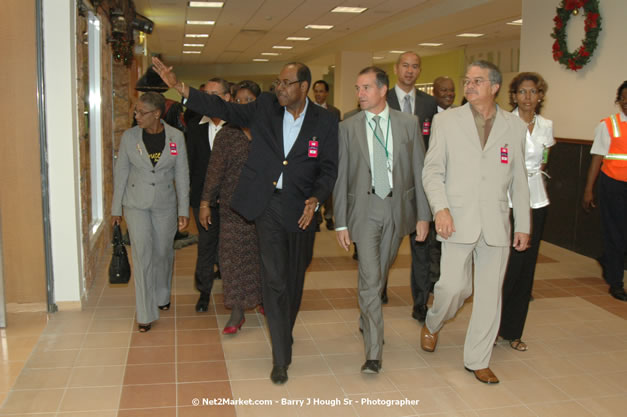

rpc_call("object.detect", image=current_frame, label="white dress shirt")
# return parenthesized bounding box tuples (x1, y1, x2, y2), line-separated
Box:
(394, 85, 415, 114)
(199, 116, 225, 150)
(364, 104, 394, 188)
(276, 98, 310, 189)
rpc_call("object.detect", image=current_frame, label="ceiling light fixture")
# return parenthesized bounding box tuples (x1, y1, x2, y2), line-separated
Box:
(253, 58, 269, 62)
(373, 56, 384, 59)
(185, 34, 209, 38)
(419, 43, 443, 47)
(456, 33, 484, 37)
(389, 50, 406, 54)
(331, 7, 367, 14)
(305, 25, 333, 30)
(183, 43, 204, 47)
(507, 19, 523, 26)
(261, 52, 280, 56)
(182, 51, 201, 54)
(272, 45, 293, 49)
(186, 20, 215, 25)
(188, 1, 223, 7)
(286, 37, 311, 41)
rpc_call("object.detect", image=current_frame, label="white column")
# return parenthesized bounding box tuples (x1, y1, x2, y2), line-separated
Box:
(334, 51, 372, 115)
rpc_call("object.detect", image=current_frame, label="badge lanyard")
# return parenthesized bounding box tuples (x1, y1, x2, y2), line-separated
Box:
(368, 116, 392, 172)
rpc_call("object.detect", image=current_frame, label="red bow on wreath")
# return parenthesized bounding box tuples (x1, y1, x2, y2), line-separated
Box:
(564, 0, 586, 10)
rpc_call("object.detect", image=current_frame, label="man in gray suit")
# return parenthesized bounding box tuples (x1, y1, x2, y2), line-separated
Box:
(421, 61, 530, 384)
(334, 67, 431, 374)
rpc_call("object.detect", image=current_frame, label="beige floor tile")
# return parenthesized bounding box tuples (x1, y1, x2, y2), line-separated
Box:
(0, 388, 65, 414)
(382, 349, 429, 370)
(315, 336, 364, 355)
(298, 310, 345, 324)
(177, 361, 229, 382)
(59, 386, 122, 412)
(57, 412, 118, 417)
(349, 391, 419, 417)
(520, 356, 583, 378)
(12, 367, 72, 390)
(220, 327, 269, 345)
(26, 348, 79, 368)
(504, 378, 569, 404)
(402, 386, 471, 414)
(93, 306, 137, 319)
(286, 375, 344, 399)
(305, 322, 353, 340)
(578, 395, 627, 417)
(68, 365, 126, 387)
(226, 358, 273, 380)
(385, 368, 449, 391)
(88, 317, 134, 333)
(119, 384, 176, 409)
(567, 351, 627, 374)
(335, 373, 397, 394)
(528, 400, 596, 417)
(547, 373, 625, 398)
(451, 383, 522, 409)
(222, 341, 272, 360)
(123, 363, 176, 385)
(292, 339, 321, 357)
(325, 353, 368, 375)
(486, 361, 541, 382)
(37, 333, 86, 350)
(237, 404, 301, 417)
(83, 332, 131, 348)
(297, 403, 360, 417)
(418, 346, 464, 368)
(473, 406, 536, 417)
(74, 347, 128, 366)
(230, 378, 289, 400)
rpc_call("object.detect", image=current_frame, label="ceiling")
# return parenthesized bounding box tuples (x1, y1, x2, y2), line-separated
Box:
(134, 0, 522, 68)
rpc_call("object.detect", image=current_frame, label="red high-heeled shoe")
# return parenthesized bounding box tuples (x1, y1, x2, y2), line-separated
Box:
(222, 317, 245, 334)
(258, 305, 265, 316)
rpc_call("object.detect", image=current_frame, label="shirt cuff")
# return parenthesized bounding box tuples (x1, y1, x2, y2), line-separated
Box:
(335, 226, 348, 231)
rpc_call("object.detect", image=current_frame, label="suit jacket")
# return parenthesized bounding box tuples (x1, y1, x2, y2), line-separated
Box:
(422, 103, 530, 246)
(185, 114, 212, 208)
(326, 104, 342, 121)
(387, 87, 438, 149)
(112, 122, 190, 217)
(185, 88, 338, 232)
(333, 108, 431, 243)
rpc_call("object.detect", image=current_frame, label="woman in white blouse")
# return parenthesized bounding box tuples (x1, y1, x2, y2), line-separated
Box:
(499, 72, 555, 351)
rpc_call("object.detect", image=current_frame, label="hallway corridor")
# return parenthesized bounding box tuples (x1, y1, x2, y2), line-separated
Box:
(0, 229, 626, 417)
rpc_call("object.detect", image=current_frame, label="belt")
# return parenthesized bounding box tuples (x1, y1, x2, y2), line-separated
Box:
(371, 188, 393, 198)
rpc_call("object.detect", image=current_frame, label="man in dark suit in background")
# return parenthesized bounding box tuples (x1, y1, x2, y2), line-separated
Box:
(386, 51, 438, 321)
(312, 79, 341, 230)
(152, 57, 338, 385)
(186, 79, 231, 313)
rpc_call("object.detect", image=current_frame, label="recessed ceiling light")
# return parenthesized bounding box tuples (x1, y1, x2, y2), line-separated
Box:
(261, 52, 280, 56)
(253, 58, 269, 62)
(186, 20, 215, 25)
(456, 33, 484, 38)
(389, 50, 406, 54)
(272, 45, 293, 49)
(507, 19, 523, 26)
(305, 25, 333, 30)
(182, 51, 201, 54)
(286, 37, 311, 41)
(419, 43, 443, 47)
(331, 7, 367, 14)
(183, 43, 204, 47)
(373, 56, 384, 60)
(185, 34, 209, 38)
(188, 1, 223, 7)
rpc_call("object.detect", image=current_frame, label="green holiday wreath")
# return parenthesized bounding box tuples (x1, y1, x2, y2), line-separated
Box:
(550, 0, 602, 72)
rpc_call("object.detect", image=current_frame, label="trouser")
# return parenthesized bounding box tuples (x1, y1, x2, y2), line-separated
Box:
(500, 206, 547, 340)
(356, 193, 402, 361)
(192, 206, 220, 295)
(124, 205, 178, 324)
(409, 221, 441, 309)
(255, 192, 316, 367)
(323, 193, 334, 221)
(426, 235, 509, 369)
(598, 171, 627, 288)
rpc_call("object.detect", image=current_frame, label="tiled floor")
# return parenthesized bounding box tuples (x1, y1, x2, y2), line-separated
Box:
(1, 228, 626, 417)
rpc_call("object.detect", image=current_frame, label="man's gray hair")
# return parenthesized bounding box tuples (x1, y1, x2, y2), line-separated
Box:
(467, 60, 502, 86)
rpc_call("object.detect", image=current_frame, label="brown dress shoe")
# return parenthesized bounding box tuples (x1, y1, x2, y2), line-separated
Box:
(465, 367, 499, 384)
(420, 324, 438, 352)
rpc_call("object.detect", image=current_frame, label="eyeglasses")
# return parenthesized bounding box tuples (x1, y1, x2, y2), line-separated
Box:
(462, 78, 490, 87)
(134, 109, 157, 117)
(272, 79, 301, 89)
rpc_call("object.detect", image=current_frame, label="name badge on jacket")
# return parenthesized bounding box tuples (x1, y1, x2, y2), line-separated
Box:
(308, 138, 319, 158)
(170, 142, 178, 156)
(422, 120, 431, 136)
(500, 147, 509, 164)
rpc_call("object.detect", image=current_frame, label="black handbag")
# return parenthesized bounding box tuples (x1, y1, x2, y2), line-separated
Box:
(109, 224, 131, 284)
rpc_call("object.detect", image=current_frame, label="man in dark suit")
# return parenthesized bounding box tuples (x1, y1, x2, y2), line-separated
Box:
(312, 79, 341, 230)
(152, 57, 338, 385)
(386, 51, 438, 322)
(334, 66, 430, 374)
(186, 79, 231, 313)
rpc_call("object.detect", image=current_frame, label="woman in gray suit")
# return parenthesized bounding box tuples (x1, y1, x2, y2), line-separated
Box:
(112, 92, 190, 332)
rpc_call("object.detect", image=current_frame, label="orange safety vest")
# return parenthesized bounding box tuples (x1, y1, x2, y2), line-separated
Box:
(601, 113, 627, 182)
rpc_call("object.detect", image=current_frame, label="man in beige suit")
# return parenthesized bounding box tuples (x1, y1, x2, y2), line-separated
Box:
(334, 67, 431, 373)
(421, 61, 530, 384)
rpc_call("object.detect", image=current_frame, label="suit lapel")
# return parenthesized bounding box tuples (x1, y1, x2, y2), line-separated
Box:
(271, 105, 285, 157)
(458, 104, 483, 151)
(483, 107, 508, 151)
(354, 112, 371, 170)
(387, 89, 401, 111)
(132, 129, 154, 168)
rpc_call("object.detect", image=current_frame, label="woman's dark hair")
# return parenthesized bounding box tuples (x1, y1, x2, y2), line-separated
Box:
(508, 72, 548, 114)
(138, 91, 166, 118)
(616, 81, 627, 104)
(235, 80, 261, 98)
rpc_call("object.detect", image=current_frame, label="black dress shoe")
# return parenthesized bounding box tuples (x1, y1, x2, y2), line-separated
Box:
(353, 243, 359, 261)
(326, 219, 335, 230)
(412, 305, 428, 322)
(195, 292, 210, 312)
(361, 360, 381, 374)
(270, 365, 288, 384)
(609, 286, 627, 301)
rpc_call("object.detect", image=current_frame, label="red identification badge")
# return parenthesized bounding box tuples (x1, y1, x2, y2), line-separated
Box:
(170, 142, 178, 155)
(308, 139, 319, 158)
(500, 147, 509, 164)
(422, 120, 431, 136)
